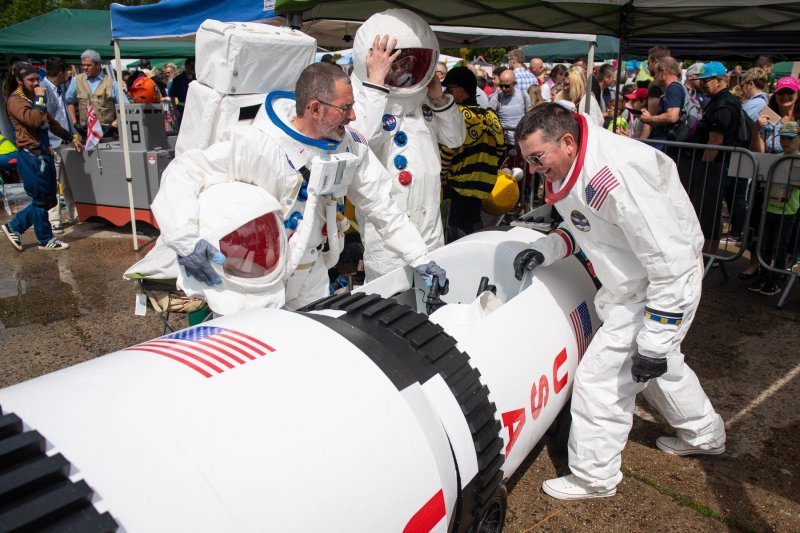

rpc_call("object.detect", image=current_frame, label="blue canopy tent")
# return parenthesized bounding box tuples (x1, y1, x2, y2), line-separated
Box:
(109, 0, 278, 249)
(110, 0, 276, 39)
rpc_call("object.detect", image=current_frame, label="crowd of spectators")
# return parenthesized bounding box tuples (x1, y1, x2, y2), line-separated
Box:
(428, 47, 800, 298)
(4, 45, 799, 300)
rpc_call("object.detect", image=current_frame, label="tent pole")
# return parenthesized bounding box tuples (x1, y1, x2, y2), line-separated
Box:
(612, 41, 624, 134)
(585, 41, 596, 114)
(114, 39, 139, 252)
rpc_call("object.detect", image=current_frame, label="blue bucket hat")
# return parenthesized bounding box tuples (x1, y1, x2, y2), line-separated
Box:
(697, 61, 727, 80)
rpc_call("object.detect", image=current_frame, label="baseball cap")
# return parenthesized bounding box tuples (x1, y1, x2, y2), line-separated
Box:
(779, 121, 799, 138)
(775, 76, 800, 93)
(685, 62, 705, 78)
(442, 66, 477, 97)
(697, 61, 727, 79)
(624, 88, 649, 100)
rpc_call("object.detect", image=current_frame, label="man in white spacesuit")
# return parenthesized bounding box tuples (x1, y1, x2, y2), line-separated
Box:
(350, 9, 466, 281)
(512, 103, 726, 500)
(151, 63, 446, 313)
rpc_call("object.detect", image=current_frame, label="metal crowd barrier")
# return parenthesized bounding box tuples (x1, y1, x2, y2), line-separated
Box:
(640, 140, 760, 278)
(754, 155, 800, 308)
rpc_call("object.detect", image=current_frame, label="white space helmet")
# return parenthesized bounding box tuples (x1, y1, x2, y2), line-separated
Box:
(353, 9, 439, 96)
(180, 181, 287, 314)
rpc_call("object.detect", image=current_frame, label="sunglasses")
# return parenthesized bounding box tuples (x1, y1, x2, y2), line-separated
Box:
(776, 90, 797, 97)
(498, 83, 514, 89)
(522, 137, 561, 167)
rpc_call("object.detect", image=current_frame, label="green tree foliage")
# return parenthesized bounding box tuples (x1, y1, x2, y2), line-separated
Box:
(441, 46, 514, 68)
(0, 0, 157, 29)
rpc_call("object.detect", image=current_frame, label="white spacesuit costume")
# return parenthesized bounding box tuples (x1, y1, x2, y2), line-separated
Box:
(151, 91, 432, 312)
(350, 9, 466, 281)
(523, 113, 726, 493)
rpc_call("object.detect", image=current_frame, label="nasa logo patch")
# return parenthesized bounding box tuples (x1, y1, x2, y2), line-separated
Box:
(421, 105, 433, 122)
(382, 114, 397, 132)
(571, 210, 591, 232)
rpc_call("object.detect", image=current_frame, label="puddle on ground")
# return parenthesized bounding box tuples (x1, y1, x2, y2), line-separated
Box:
(0, 266, 25, 298)
(0, 262, 82, 328)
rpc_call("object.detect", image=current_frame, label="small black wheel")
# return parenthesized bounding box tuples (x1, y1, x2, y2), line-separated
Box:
(477, 483, 507, 533)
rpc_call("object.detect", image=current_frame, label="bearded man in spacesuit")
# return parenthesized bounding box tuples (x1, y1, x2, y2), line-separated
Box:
(150, 63, 445, 314)
(350, 9, 466, 281)
(512, 103, 726, 500)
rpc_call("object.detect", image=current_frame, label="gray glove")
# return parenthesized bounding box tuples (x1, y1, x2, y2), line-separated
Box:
(415, 261, 447, 288)
(514, 248, 545, 280)
(178, 239, 226, 286)
(631, 352, 668, 383)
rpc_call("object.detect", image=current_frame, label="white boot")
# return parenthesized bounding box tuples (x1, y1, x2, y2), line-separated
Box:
(542, 475, 616, 500)
(656, 437, 725, 456)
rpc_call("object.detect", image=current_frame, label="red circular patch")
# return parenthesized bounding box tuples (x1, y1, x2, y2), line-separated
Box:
(398, 171, 413, 186)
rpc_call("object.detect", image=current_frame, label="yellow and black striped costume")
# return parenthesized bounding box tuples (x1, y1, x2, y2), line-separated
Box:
(440, 104, 505, 200)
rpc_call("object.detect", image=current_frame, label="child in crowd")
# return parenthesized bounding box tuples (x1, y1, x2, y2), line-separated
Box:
(621, 87, 648, 139)
(749, 121, 800, 296)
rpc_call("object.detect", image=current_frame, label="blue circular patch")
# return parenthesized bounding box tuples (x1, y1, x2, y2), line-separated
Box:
(394, 130, 408, 147)
(382, 114, 397, 132)
(393, 154, 408, 170)
(570, 210, 591, 232)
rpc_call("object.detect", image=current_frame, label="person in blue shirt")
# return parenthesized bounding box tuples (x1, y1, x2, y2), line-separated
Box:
(640, 57, 684, 142)
(167, 57, 197, 129)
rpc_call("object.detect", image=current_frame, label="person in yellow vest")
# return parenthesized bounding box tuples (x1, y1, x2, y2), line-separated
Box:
(65, 49, 125, 140)
(0, 133, 18, 171)
(440, 67, 505, 242)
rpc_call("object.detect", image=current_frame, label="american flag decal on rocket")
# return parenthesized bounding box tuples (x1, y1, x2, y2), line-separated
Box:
(570, 301, 593, 358)
(127, 326, 275, 378)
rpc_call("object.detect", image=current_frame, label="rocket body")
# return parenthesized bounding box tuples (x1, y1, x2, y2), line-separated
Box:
(0, 227, 599, 532)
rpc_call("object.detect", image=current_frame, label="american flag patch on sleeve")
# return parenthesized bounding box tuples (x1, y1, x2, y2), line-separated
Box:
(126, 326, 275, 378)
(584, 166, 620, 210)
(347, 127, 368, 145)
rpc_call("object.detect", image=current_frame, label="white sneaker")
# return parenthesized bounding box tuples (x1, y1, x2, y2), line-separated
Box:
(38, 238, 69, 250)
(656, 436, 725, 456)
(542, 475, 616, 500)
(51, 222, 64, 234)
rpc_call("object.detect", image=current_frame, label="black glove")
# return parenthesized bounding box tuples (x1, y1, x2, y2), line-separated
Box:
(178, 239, 226, 286)
(414, 261, 447, 288)
(513, 249, 545, 280)
(631, 352, 668, 383)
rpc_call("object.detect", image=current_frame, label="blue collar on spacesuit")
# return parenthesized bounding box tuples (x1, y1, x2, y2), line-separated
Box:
(265, 91, 342, 151)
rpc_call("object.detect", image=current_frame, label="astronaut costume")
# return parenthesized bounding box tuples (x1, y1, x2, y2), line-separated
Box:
(350, 9, 466, 281)
(518, 113, 726, 495)
(151, 91, 432, 313)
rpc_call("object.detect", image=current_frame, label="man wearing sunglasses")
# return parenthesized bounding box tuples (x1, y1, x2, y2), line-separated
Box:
(349, 9, 466, 281)
(151, 62, 445, 313)
(512, 103, 726, 500)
